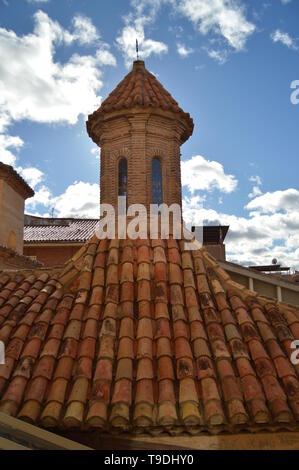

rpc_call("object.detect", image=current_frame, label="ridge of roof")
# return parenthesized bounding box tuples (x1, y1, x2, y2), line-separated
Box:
(87, 60, 194, 144)
(0, 235, 299, 437)
(0, 163, 34, 200)
(0, 245, 43, 270)
(24, 215, 98, 224)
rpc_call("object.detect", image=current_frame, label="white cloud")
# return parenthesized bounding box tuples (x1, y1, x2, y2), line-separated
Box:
(52, 181, 99, 218)
(18, 167, 44, 189)
(0, 134, 24, 166)
(116, 0, 168, 67)
(0, 9, 117, 141)
(181, 157, 298, 269)
(0, 11, 116, 128)
(96, 49, 117, 66)
(181, 154, 238, 194)
(0, 11, 116, 184)
(249, 175, 262, 186)
(246, 188, 299, 214)
(91, 148, 101, 161)
(0, 11, 116, 207)
(118, 0, 255, 66)
(169, 25, 184, 38)
(248, 185, 262, 199)
(72, 14, 100, 45)
(183, 193, 299, 270)
(248, 174, 262, 199)
(27, 185, 52, 208)
(206, 48, 228, 64)
(177, 43, 194, 57)
(177, 0, 255, 51)
(26, 181, 99, 218)
(117, 25, 168, 68)
(281, 0, 292, 4)
(271, 29, 297, 49)
(27, 0, 49, 3)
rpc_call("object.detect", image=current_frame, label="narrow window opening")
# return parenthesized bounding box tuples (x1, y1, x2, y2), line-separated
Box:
(152, 158, 163, 205)
(118, 158, 128, 199)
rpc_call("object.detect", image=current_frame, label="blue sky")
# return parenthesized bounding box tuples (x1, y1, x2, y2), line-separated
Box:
(0, 0, 298, 269)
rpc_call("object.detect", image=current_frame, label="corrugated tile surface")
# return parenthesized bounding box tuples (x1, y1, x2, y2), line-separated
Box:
(24, 220, 98, 243)
(87, 60, 194, 144)
(0, 235, 299, 436)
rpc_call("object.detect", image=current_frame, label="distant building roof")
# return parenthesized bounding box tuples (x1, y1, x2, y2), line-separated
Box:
(23, 215, 98, 244)
(0, 163, 34, 199)
(249, 264, 290, 273)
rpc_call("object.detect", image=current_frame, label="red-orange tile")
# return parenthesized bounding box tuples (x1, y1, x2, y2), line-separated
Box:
(33, 356, 55, 380)
(94, 359, 113, 381)
(167, 248, 181, 265)
(21, 338, 41, 359)
(158, 379, 175, 403)
(54, 357, 74, 380)
(137, 358, 154, 380)
(154, 319, 171, 339)
(196, 356, 216, 380)
(135, 379, 154, 404)
(111, 378, 132, 405)
(175, 337, 193, 359)
(156, 337, 172, 358)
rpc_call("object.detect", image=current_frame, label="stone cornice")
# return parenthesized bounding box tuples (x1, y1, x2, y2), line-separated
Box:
(0, 163, 34, 200)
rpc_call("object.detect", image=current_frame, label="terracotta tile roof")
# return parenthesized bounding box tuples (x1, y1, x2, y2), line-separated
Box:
(0, 246, 42, 270)
(0, 235, 299, 436)
(0, 163, 34, 200)
(87, 60, 194, 144)
(24, 219, 98, 244)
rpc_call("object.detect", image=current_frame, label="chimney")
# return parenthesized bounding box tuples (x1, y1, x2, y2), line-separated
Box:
(192, 225, 229, 261)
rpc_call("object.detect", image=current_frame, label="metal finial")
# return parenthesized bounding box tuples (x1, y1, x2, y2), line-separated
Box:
(136, 39, 139, 60)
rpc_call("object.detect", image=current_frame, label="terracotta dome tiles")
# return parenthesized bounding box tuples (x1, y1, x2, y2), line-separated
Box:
(87, 60, 194, 144)
(0, 235, 299, 435)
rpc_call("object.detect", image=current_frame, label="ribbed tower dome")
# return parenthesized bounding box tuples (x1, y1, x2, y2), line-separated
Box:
(87, 60, 194, 145)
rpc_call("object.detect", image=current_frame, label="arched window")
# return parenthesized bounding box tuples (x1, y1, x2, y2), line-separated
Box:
(118, 158, 128, 198)
(8, 230, 17, 251)
(152, 158, 163, 205)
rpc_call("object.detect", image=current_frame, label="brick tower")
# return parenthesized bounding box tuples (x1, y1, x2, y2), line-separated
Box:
(86, 60, 194, 214)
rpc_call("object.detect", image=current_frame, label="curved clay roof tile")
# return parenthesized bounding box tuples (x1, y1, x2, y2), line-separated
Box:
(87, 60, 194, 143)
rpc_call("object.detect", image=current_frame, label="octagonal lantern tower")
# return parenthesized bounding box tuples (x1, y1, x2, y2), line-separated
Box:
(86, 60, 194, 214)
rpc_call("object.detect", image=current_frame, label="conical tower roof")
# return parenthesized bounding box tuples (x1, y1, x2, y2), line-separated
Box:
(87, 60, 194, 144)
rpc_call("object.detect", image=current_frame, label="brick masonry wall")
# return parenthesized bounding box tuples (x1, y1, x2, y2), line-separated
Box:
(23, 245, 82, 267)
(204, 244, 226, 262)
(98, 108, 185, 214)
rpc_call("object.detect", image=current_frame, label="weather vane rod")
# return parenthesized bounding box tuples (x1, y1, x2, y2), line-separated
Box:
(136, 39, 139, 60)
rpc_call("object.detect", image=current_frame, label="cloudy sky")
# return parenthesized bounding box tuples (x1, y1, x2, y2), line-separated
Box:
(0, 0, 298, 269)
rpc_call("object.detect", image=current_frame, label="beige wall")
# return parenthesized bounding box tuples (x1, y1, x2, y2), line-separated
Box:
(0, 179, 25, 254)
(222, 263, 299, 307)
(282, 288, 299, 306)
(253, 278, 277, 299)
(229, 271, 250, 289)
